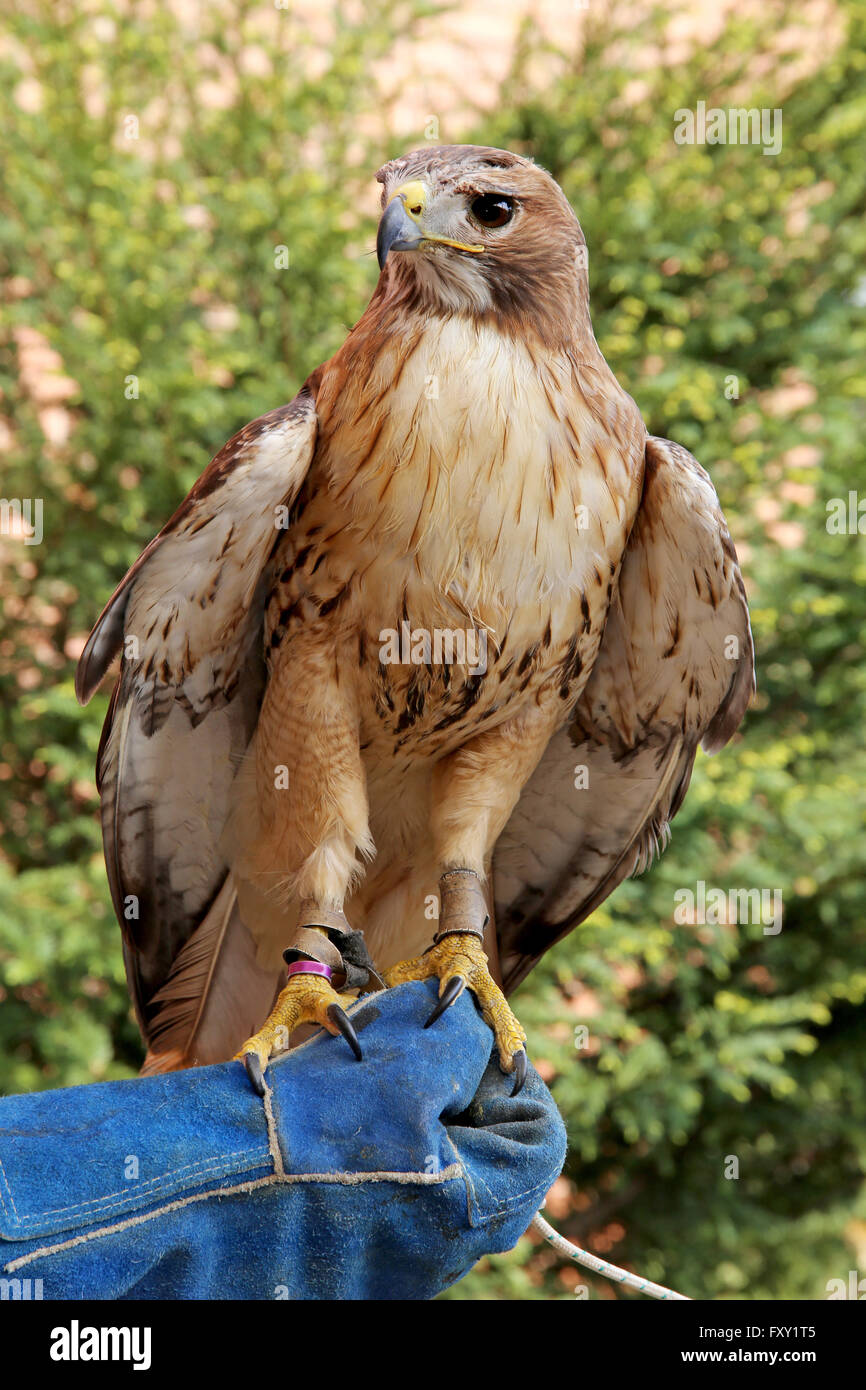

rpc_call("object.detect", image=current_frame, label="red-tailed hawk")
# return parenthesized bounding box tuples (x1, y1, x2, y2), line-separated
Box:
(76, 145, 753, 1096)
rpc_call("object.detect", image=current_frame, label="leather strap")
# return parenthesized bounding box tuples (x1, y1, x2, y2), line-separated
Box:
(287, 927, 345, 972)
(434, 868, 489, 942)
(330, 925, 387, 993)
(283, 905, 385, 993)
(297, 900, 352, 936)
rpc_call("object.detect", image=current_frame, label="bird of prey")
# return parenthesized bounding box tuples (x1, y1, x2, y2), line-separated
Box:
(76, 145, 754, 1096)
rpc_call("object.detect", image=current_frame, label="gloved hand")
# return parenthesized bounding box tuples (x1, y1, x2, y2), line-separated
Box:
(0, 979, 566, 1300)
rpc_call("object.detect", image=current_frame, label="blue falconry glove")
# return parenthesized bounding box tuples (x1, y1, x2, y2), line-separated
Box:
(0, 980, 566, 1300)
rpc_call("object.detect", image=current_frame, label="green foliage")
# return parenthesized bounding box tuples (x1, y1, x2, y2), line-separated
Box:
(1, 0, 865, 1302)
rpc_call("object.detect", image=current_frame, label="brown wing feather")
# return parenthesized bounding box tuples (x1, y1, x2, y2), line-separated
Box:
(494, 435, 755, 992)
(139, 876, 280, 1073)
(78, 386, 319, 1061)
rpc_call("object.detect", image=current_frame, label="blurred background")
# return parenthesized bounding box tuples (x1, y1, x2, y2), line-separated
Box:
(1, 0, 865, 1300)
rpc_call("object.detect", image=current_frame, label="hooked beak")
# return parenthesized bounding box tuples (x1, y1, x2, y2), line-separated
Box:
(376, 179, 484, 271)
(376, 192, 424, 270)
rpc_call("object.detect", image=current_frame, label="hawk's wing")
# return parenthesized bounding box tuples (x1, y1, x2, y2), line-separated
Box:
(493, 436, 755, 992)
(76, 387, 319, 1066)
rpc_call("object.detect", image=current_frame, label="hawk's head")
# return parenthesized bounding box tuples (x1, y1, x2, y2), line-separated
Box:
(374, 145, 589, 342)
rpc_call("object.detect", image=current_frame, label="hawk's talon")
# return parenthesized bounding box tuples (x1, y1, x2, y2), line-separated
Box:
(327, 1002, 363, 1061)
(244, 1052, 265, 1098)
(386, 933, 527, 1077)
(511, 1048, 528, 1096)
(235, 971, 361, 1092)
(424, 975, 466, 1028)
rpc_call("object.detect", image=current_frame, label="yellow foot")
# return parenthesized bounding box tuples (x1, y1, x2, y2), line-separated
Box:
(385, 934, 528, 1093)
(235, 973, 361, 1096)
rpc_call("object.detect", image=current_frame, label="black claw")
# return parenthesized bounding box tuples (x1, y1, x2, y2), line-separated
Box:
(424, 976, 465, 1028)
(244, 1053, 265, 1098)
(511, 1049, 528, 1096)
(327, 1004, 363, 1060)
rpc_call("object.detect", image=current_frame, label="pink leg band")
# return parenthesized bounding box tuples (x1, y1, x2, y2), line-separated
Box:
(286, 960, 333, 981)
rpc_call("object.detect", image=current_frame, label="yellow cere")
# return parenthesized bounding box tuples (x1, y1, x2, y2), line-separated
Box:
(391, 179, 485, 255)
(391, 180, 427, 217)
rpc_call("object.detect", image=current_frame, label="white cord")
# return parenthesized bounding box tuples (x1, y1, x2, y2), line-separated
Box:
(532, 1212, 690, 1301)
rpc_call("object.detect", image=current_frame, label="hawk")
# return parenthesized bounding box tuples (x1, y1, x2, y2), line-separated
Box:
(76, 145, 754, 1096)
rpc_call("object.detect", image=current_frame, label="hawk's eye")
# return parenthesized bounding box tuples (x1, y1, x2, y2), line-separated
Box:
(470, 194, 515, 228)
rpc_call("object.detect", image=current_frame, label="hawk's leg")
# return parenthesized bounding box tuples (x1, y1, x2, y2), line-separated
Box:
(385, 699, 563, 1093)
(234, 635, 380, 1094)
(385, 869, 527, 1093)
